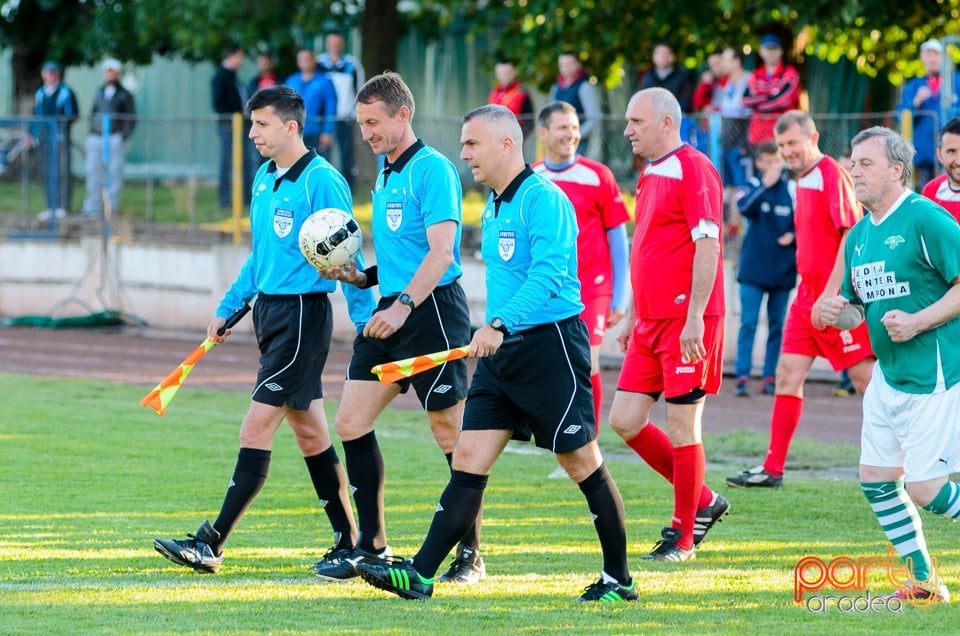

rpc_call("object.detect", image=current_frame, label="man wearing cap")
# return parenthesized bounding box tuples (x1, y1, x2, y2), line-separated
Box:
(742, 33, 801, 147)
(81, 59, 136, 219)
(33, 61, 79, 223)
(898, 39, 949, 188)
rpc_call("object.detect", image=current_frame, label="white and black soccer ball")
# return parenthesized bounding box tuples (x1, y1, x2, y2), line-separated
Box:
(298, 208, 362, 269)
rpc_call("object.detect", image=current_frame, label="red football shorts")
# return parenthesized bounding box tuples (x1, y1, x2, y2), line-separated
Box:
(781, 300, 873, 371)
(580, 293, 611, 346)
(617, 315, 724, 398)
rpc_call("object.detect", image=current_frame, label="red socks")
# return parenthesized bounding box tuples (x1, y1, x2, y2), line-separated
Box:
(671, 443, 705, 551)
(591, 372, 603, 435)
(763, 395, 803, 476)
(625, 423, 714, 509)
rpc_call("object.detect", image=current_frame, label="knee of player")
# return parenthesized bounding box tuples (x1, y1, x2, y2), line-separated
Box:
(905, 480, 941, 508)
(332, 410, 375, 439)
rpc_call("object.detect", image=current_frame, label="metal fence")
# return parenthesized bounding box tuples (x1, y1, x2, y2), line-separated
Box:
(0, 110, 937, 242)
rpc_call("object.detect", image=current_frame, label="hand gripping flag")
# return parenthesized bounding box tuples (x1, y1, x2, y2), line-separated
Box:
(371, 345, 470, 384)
(371, 335, 522, 384)
(140, 304, 251, 416)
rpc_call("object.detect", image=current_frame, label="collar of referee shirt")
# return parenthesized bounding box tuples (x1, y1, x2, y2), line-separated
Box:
(493, 165, 534, 217)
(382, 139, 425, 185)
(267, 150, 317, 191)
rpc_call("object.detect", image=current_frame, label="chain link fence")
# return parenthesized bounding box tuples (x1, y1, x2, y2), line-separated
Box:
(0, 110, 937, 242)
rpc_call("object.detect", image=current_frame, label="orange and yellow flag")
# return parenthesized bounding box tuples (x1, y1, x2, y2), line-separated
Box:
(372, 345, 470, 384)
(140, 337, 219, 416)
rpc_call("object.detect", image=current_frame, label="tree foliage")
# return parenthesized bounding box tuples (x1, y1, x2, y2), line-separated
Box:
(475, 0, 960, 90)
(3, 0, 960, 111)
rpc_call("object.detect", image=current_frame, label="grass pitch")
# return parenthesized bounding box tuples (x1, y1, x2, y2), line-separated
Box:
(1, 372, 956, 634)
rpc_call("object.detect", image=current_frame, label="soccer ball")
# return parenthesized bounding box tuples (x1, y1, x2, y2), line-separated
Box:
(298, 208, 363, 269)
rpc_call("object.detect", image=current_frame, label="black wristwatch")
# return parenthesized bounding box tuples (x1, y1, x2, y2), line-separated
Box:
(490, 317, 509, 336)
(396, 292, 416, 311)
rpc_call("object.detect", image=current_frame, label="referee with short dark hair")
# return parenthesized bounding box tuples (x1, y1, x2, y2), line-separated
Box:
(153, 85, 375, 574)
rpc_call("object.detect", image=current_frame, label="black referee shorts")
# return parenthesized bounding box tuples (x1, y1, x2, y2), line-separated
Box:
(251, 292, 332, 411)
(348, 282, 469, 412)
(462, 316, 596, 454)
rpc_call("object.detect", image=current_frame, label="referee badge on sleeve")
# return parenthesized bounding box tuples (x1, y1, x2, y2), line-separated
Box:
(498, 229, 516, 262)
(273, 208, 293, 238)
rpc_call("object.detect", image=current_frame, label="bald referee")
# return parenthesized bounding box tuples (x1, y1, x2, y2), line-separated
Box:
(356, 104, 635, 603)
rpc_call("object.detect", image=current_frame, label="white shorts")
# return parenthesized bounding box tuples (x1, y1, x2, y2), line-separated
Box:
(860, 364, 960, 482)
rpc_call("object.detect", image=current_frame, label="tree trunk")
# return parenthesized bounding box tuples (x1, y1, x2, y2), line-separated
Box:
(11, 44, 44, 115)
(360, 0, 399, 76)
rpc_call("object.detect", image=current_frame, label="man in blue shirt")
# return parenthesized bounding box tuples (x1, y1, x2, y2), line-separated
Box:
(33, 60, 79, 222)
(153, 85, 375, 575)
(317, 31, 365, 192)
(313, 72, 480, 586)
(286, 49, 337, 155)
(355, 104, 636, 603)
(898, 38, 954, 188)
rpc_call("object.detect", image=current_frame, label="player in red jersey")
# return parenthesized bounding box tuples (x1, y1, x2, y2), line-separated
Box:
(727, 111, 876, 489)
(921, 116, 960, 223)
(609, 87, 729, 562)
(532, 101, 630, 436)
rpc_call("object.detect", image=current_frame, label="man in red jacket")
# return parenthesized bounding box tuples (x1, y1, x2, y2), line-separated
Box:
(742, 34, 801, 146)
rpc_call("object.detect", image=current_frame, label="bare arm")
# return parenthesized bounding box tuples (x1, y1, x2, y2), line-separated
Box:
(812, 229, 850, 329)
(680, 236, 720, 363)
(362, 220, 457, 339)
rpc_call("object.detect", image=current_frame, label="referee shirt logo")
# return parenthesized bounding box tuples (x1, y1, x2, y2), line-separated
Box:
(563, 425, 582, 435)
(265, 382, 283, 391)
(498, 229, 516, 261)
(433, 384, 452, 394)
(386, 201, 402, 231)
(273, 208, 293, 238)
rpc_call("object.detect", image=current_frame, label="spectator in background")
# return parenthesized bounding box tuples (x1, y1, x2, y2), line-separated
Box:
(34, 60, 79, 223)
(733, 141, 796, 398)
(487, 58, 534, 140)
(717, 47, 752, 187)
(639, 42, 694, 112)
(248, 52, 278, 167)
(899, 39, 948, 189)
(922, 116, 960, 222)
(249, 51, 278, 95)
(692, 51, 725, 115)
(317, 31, 365, 192)
(211, 44, 251, 208)
(286, 49, 337, 156)
(640, 42, 698, 148)
(80, 58, 136, 219)
(548, 51, 602, 157)
(742, 33, 801, 147)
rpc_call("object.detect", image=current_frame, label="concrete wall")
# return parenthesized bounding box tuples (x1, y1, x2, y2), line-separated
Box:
(0, 236, 765, 366)
(0, 237, 490, 346)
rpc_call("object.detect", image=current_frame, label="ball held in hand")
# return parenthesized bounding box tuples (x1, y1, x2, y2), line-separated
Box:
(835, 302, 865, 331)
(298, 208, 363, 269)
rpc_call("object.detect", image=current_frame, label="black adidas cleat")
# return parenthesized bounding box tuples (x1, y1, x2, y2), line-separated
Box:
(437, 545, 486, 584)
(357, 558, 434, 600)
(154, 520, 223, 574)
(693, 493, 730, 546)
(312, 544, 391, 582)
(577, 576, 639, 602)
(726, 465, 784, 488)
(640, 527, 695, 563)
